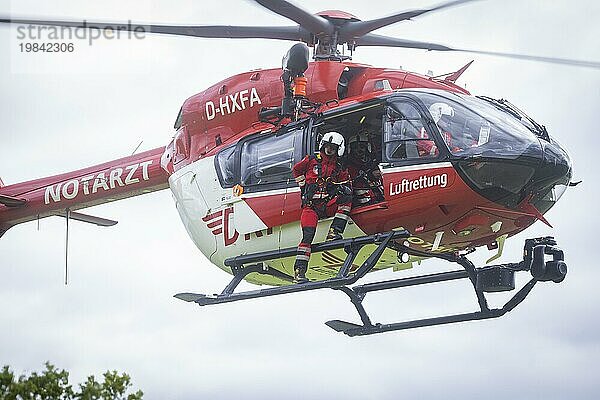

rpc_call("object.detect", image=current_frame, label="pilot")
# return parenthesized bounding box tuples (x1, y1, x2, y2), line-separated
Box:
(427, 102, 471, 154)
(291, 132, 352, 284)
(414, 102, 459, 156)
(346, 132, 384, 207)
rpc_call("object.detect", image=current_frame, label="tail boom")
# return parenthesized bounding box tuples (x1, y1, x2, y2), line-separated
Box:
(0, 147, 169, 234)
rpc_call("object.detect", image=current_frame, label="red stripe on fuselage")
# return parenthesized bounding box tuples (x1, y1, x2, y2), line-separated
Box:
(202, 210, 223, 222)
(207, 220, 222, 229)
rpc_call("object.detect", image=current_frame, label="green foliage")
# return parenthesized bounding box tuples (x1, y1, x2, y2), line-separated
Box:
(0, 363, 143, 400)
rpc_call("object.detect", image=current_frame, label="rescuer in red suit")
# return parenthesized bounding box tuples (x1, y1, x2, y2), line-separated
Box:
(346, 132, 384, 208)
(292, 132, 352, 283)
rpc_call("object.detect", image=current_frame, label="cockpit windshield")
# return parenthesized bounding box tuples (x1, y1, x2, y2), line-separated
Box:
(403, 91, 543, 161)
(475, 96, 548, 139)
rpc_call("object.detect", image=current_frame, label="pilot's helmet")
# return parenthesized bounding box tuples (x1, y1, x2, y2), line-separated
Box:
(348, 132, 372, 162)
(429, 102, 455, 127)
(319, 131, 345, 157)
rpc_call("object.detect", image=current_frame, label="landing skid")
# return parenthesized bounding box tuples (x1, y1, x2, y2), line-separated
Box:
(175, 232, 567, 336)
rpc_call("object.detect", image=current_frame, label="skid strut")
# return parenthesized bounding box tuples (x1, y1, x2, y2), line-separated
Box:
(175, 230, 408, 305)
(175, 233, 567, 336)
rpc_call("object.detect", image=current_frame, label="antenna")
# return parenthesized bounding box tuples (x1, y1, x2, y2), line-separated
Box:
(131, 140, 144, 156)
(65, 208, 70, 285)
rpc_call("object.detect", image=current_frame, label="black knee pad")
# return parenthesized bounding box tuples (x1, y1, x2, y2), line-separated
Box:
(302, 227, 316, 244)
(330, 217, 348, 233)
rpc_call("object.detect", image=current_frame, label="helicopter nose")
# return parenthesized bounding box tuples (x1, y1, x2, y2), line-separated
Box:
(533, 139, 572, 187)
(455, 136, 572, 212)
(529, 138, 573, 213)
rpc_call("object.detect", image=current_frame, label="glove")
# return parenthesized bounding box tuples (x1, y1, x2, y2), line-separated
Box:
(336, 184, 353, 205)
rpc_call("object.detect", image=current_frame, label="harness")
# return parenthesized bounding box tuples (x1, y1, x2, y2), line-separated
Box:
(302, 154, 349, 214)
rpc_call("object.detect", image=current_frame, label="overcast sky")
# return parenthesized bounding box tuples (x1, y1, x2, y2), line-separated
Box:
(1, 0, 600, 398)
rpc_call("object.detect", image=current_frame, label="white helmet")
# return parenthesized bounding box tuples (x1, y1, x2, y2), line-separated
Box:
(319, 131, 345, 157)
(429, 102, 454, 124)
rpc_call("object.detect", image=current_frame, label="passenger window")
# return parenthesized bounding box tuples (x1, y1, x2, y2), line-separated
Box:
(215, 144, 236, 187)
(240, 128, 303, 187)
(384, 102, 439, 161)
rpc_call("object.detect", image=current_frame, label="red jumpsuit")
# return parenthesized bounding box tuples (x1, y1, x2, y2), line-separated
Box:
(292, 152, 352, 270)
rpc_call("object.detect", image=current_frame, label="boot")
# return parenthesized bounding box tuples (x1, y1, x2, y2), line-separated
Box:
(327, 215, 347, 241)
(326, 227, 343, 241)
(293, 266, 309, 284)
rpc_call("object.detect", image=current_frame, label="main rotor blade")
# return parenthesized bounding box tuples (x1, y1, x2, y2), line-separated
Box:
(0, 16, 311, 41)
(356, 33, 600, 70)
(340, 0, 482, 41)
(253, 0, 333, 36)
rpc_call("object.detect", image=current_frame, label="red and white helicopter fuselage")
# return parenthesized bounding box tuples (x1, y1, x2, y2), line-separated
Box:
(0, 61, 571, 286)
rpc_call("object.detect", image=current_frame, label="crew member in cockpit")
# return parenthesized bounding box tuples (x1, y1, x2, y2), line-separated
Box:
(434, 102, 458, 150)
(346, 132, 384, 207)
(291, 132, 352, 284)
(419, 102, 461, 155)
(428, 102, 478, 154)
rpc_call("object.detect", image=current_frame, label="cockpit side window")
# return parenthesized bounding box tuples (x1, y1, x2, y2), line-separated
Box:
(240, 128, 304, 188)
(174, 106, 184, 130)
(383, 102, 440, 161)
(215, 144, 237, 188)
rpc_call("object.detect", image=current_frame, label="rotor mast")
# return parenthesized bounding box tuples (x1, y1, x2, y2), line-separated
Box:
(310, 10, 360, 61)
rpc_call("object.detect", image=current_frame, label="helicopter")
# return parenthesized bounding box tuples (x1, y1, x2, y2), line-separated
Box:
(0, 0, 594, 336)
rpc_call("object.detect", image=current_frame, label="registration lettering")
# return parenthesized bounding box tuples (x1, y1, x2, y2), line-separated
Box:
(205, 87, 262, 121)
